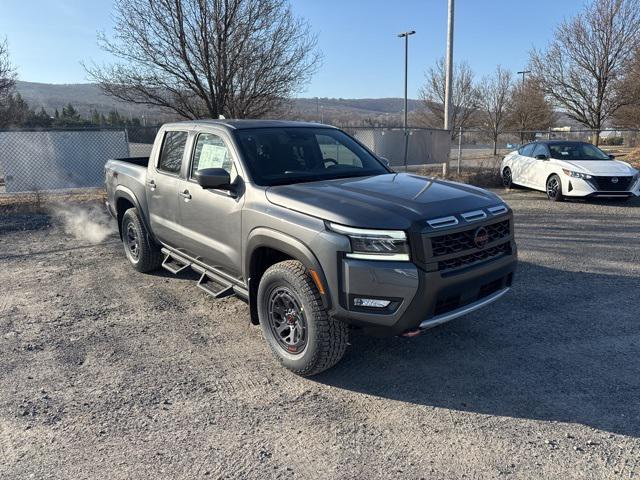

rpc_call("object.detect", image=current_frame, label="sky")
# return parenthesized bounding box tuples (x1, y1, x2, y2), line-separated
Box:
(0, 0, 587, 99)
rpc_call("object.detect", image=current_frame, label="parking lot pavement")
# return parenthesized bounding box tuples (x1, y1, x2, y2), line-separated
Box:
(0, 190, 639, 479)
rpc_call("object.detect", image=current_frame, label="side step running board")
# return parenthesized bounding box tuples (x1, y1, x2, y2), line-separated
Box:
(160, 247, 247, 301)
(161, 249, 190, 274)
(196, 271, 234, 299)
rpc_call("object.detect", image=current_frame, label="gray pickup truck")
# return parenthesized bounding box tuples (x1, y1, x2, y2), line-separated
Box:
(105, 120, 517, 375)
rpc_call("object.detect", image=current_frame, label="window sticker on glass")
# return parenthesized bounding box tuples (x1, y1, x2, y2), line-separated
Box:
(198, 144, 228, 169)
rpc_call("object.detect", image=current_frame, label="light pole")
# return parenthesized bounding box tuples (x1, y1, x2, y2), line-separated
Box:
(516, 70, 531, 85)
(398, 30, 415, 171)
(443, 0, 455, 175)
(516, 70, 531, 142)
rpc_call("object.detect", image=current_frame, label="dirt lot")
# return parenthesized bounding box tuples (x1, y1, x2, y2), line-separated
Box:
(1, 190, 639, 479)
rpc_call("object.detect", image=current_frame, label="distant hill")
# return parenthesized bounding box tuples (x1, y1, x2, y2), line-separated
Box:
(15, 81, 175, 123)
(15, 81, 421, 126)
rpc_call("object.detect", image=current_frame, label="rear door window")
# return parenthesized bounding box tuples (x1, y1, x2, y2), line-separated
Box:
(158, 131, 188, 174)
(532, 143, 549, 158)
(519, 143, 535, 157)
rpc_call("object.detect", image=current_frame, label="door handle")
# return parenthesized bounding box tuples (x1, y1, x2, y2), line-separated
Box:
(179, 190, 192, 200)
(147, 179, 156, 190)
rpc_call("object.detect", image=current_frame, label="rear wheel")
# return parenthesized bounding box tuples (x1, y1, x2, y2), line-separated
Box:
(257, 260, 348, 376)
(121, 208, 162, 272)
(546, 174, 564, 202)
(502, 167, 513, 188)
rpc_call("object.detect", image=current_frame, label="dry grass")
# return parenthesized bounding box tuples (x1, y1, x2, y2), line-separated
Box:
(416, 156, 504, 189)
(0, 188, 106, 214)
(626, 146, 640, 169)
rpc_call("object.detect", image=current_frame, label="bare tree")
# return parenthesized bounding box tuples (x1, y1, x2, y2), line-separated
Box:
(0, 38, 16, 103)
(85, 0, 320, 119)
(507, 79, 556, 142)
(478, 66, 512, 155)
(530, 0, 640, 144)
(613, 47, 640, 127)
(418, 58, 479, 138)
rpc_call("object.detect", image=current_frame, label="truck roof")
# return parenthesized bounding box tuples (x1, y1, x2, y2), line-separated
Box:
(162, 119, 335, 131)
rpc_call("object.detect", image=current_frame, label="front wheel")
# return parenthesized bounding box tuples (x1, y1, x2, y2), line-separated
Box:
(546, 174, 564, 202)
(257, 260, 348, 376)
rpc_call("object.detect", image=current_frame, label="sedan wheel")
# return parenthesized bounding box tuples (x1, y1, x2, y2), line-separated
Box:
(502, 167, 513, 188)
(546, 174, 564, 202)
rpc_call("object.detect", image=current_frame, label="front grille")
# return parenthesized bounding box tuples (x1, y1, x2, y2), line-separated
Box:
(590, 176, 633, 191)
(438, 242, 511, 272)
(431, 220, 510, 257)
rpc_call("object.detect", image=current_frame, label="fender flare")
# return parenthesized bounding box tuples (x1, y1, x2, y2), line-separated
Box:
(245, 228, 332, 317)
(113, 186, 156, 243)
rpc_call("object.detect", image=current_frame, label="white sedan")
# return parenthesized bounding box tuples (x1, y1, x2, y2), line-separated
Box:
(501, 141, 640, 201)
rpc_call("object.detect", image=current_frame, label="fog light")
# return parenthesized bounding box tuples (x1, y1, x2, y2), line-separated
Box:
(353, 298, 391, 308)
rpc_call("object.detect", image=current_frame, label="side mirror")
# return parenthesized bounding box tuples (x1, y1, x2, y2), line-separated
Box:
(379, 156, 391, 167)
(609, 154, 616, 159)
(194, 168, 231, 190)
(535, 154, 548, 160)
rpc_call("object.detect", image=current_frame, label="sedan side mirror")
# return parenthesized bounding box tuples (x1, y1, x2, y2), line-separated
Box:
(194, 168, 231, 190)
(379, 156, 391, 167)
(535, 154, 549, 160)
(609, 154, 616, 159)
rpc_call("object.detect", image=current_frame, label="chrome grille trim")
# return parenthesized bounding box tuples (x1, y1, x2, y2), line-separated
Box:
(488, 205, 508, 215)
(461, 210, 487, 222)
(427, 216, 459, 229)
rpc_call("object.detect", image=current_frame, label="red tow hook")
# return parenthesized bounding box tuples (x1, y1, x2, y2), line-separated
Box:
(400, 328, 423, 338)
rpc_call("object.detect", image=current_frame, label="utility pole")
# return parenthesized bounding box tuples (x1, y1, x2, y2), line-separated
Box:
(516, 70, 531, 85)
(398, 30, 415, 172)
(443, 0, 455, 175)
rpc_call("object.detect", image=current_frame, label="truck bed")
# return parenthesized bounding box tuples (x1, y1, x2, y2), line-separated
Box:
(113, 157, 150, 167)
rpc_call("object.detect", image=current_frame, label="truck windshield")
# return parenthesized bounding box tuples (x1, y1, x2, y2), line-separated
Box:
(234, 127, 389, 186)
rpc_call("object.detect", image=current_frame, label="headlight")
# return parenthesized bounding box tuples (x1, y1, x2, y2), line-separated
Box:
(562, 169, 592, 180)
(327, 223, 410, 261)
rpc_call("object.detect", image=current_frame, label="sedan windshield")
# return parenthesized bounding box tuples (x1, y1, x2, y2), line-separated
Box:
(234, 127, 388, 186)
(548, 142, 611, 161)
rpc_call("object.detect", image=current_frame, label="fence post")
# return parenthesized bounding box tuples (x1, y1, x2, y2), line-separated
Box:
(403, 129, 409, 172)
(123, 127, 130, 157)
(547, 127, 551, 140)
(457, 126, 462, 175)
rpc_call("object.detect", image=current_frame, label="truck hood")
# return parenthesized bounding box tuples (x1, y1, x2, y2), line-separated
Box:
(265, 173, 503, 230)
(554, 159, 637, 175)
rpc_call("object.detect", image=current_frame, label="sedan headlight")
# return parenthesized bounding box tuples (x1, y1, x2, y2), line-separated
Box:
(327, 223, 410, 261)
(562, 169, 592, 180)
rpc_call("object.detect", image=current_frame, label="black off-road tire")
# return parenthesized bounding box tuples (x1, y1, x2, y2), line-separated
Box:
(121, 208, 162, 273)
(546, 174, 564, 202)
(257, 260, 348, 376)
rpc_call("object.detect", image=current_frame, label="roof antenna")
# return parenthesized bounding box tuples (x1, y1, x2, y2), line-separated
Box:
(218, 114, 226, 119)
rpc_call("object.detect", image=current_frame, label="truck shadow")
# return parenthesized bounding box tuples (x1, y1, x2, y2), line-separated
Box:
(313, 261, 640, 438)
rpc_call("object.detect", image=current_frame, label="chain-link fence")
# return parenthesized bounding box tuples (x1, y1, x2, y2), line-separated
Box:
(342, 127, 451, 169)
(0, 125, 450, 195)
(0, 126, 160, 194)
(450, 128, 640, 173)
(6, 123, 634, 196)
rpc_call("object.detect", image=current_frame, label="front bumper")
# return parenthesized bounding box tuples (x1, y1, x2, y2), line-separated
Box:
(331, 240, 517, 337)
(564, 176, 640, 198)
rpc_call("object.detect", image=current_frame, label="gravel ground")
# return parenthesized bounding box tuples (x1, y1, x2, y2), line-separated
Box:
(0, 190, 639, 480)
